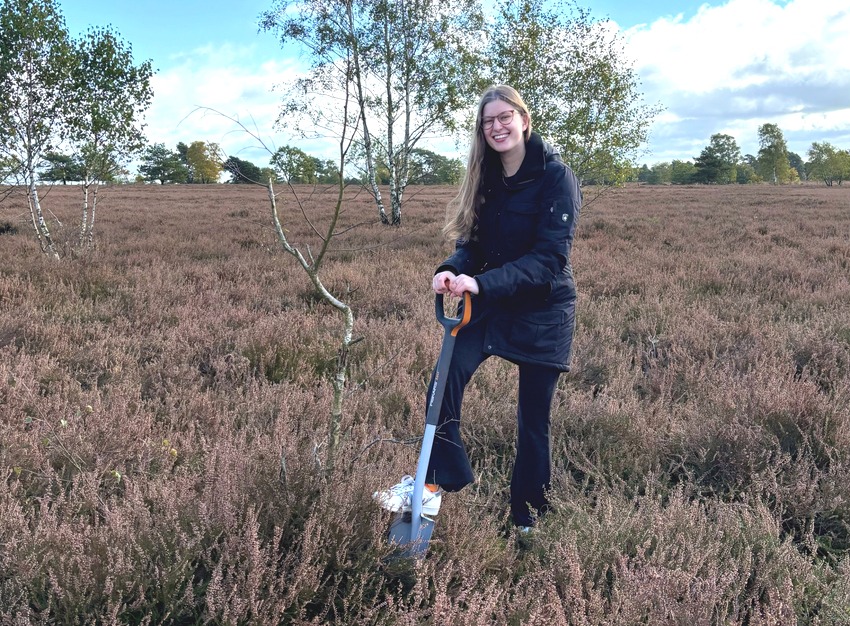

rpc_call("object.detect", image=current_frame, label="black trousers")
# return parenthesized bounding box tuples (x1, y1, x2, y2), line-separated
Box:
(425, 313, 561, 527)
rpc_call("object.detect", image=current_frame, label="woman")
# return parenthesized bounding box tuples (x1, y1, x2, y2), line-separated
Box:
(375, 85, 581, 530)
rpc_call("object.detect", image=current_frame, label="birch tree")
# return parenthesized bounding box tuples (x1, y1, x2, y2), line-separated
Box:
(757, 123, 791, 184)
(260, 0, 387, 223)
(0, 0, 74, 259)
(359, 0, 484, 224)
(203, 65, 360, 471)
(271, 91, 360, 469)
(261, 0, 484, 225)
(67, 26, 153, 247)
(489, 0, 659, 190)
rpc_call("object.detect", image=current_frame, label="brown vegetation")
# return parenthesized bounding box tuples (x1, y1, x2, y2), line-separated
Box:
(2, 182, 850, 623)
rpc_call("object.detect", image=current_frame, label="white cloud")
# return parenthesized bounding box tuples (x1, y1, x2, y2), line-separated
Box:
(139, 0, 850, 169)
(145, 43, 306, 167)
(622, 0, 850, 161)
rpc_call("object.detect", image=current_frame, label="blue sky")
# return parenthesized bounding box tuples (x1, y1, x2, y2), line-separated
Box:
(60, 0, 850, 168)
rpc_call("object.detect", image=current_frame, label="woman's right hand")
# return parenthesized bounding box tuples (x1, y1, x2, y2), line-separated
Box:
(433, 271, 456, 294)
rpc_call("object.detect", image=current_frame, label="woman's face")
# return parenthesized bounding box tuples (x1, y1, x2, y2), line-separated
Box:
(480, 99, 528, 159)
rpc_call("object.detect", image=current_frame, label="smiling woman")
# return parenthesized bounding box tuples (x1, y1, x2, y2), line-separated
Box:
(374, 84, 582, 531)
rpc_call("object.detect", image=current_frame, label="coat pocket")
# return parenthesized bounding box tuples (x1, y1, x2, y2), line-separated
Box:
(488, 308, 575, 367)
(501, 202, 539, 251)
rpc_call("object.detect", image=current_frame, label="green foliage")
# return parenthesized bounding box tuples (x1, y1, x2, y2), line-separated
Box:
(66, 26, 153, 184)
(693, 133, 740, 184)
(642, 160, 698, 185)
(404, 148, 464, 185)
(271, 145, 319, 184)
(737, 160, 761, 184)
(807, 142, 850, 187)
(757, 123, 792, 184)
(488, 0, 660, 186)
(0, 0, 74, 182)
(138, 143, 188, 184)
(788, 151, 805, 180)
(670, 159, 696, 184)
(39, 151, 83, 184)
(222, 156, 262, 184)
(644, 161, 671, 185)
(261, 0, 484, 223)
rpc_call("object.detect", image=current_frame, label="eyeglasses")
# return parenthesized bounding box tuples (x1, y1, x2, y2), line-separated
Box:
(481, 110, 516, 130)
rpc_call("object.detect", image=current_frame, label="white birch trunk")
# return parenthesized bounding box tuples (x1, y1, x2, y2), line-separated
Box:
(347, 0, 388, 225)
(79, 182, 89, 245)
(269, 180, 354, 471)
(87, 184, 99, 248)
(28, 181, 60, 260)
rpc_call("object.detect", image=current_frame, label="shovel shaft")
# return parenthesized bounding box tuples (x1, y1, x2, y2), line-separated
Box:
(408, 292, 472, 549)
(427, 292, 472, 427)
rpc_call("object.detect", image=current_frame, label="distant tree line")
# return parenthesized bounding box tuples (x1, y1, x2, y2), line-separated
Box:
(637, 124, 850, 186)
(127, 142, 465, 186)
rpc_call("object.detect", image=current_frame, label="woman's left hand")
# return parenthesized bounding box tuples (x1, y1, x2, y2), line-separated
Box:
(449, 274, 479, 297)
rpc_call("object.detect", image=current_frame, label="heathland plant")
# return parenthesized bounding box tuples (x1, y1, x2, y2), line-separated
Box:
(3, 184, 850, 621)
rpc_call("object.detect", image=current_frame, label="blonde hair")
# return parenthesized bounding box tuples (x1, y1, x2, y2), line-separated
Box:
(444, 85, 532, 242)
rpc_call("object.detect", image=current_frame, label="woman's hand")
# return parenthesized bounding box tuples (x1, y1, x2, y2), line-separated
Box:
(433, 271, 456, 294)
(434, 271, 479, 296)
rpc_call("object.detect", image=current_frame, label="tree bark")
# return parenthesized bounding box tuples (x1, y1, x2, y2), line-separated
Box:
(269, 179, 354, 472)
(346, 0, 388, 225)
(79, 182, 89, 245)
(28, 182, 60, 260)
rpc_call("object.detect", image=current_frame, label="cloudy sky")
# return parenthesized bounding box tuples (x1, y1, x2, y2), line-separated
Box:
(60, 0, 849, 169)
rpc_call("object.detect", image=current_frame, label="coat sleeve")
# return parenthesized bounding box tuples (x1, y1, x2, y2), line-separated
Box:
(436, 236, 485, 277)
(475, 163, 581, 300)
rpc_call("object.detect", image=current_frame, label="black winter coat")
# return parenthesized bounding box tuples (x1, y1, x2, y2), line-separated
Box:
(438, 132, 581, 371)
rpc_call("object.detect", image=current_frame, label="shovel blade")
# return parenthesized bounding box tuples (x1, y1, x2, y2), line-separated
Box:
(387, 511, 435, 558)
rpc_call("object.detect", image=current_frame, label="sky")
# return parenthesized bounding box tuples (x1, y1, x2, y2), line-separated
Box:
(60, 0, 850, 169)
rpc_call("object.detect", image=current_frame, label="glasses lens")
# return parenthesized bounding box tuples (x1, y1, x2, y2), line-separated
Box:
(482, 110, 515, 129)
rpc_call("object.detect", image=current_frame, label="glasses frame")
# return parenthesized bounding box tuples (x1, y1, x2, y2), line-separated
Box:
(481, 109, 517, 130)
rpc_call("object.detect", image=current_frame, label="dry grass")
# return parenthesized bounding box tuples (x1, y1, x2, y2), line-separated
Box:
(2, 182, 850, 624)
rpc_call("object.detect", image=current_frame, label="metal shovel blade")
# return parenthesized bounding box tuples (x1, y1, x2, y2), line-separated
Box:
(388, 511, 435, 558)
(383, 293, 471, 559)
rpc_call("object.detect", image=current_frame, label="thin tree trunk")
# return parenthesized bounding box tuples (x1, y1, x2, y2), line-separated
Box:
(383, 15, 401, 226)
(79, 181, 89, 245)
(269, 178, 354, 473)
(87, 184, 99, 248)
(346, 0, 388, 225)
(28, 181, 60, 260)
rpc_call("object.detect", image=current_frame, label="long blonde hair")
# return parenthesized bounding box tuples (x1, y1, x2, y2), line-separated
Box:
(443, 85, 532, 242)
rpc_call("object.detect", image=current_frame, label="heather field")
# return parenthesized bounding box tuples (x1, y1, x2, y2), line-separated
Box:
(3, 182, 850, 624)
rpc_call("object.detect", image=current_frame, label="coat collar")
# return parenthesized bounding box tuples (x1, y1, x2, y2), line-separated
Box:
(485, 132, 560, 191)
